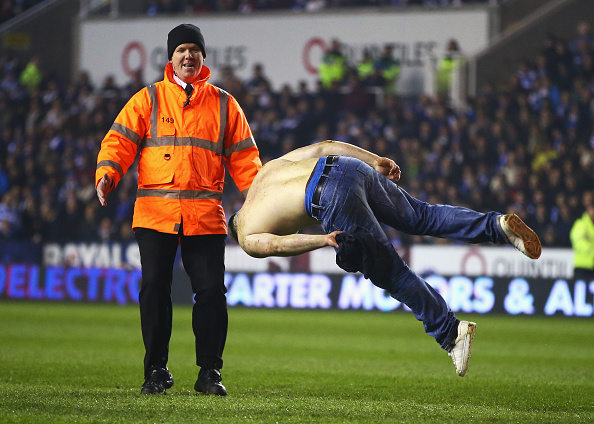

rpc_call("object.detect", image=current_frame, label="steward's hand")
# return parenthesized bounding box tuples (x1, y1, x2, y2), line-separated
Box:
(374, 157, 401, 181)
(96, 173, 114, 206)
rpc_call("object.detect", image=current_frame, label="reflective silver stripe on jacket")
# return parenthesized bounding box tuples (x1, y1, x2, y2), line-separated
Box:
(136, 188, 223, 201)
(147, 84, 158, 140)
(109, 122, 142, 145)
(217, 88, 228, 156)
(224, 136, 257, 157)
(141, 136, 221, 152)
(96, 160, 124, 179)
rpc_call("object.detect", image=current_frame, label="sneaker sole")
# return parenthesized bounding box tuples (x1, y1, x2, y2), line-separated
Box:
(452, 321, 476, 377)
(506, 214, 542, 259)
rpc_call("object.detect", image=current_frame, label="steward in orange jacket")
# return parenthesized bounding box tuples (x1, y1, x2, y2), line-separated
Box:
(95, 61, 260, 235)
(96, 24, 261, 397)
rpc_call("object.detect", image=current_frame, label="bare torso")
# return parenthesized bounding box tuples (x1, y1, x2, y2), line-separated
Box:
(237, 157, 321, 237)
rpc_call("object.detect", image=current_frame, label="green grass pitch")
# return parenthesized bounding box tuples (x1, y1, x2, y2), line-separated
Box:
(1, 301, 593, 423)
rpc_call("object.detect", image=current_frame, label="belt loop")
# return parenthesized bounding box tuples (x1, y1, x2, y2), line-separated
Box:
(322, 155, 339, 175)
(310, 155, 339, 220)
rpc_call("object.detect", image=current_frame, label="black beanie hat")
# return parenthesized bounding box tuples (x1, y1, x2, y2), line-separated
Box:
(167, 24, 206, 60)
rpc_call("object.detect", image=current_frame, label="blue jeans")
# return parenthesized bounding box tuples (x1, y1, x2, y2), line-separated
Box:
(308, 156, 505, 350)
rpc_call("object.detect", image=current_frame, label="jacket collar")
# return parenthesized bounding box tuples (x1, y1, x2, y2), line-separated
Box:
(164, 62, 211, 86)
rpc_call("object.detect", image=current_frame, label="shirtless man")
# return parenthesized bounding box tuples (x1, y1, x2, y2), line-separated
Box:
(229, 140, 541, 377)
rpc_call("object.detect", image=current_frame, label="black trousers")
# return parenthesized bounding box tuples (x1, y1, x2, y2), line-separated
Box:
(134, 227, 228, 378)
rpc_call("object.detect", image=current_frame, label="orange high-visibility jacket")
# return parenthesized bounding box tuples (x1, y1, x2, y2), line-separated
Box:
(95, 63, 262, 235)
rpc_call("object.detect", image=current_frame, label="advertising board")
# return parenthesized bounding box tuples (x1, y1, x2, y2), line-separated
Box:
(2, 264, 591, 317)
(78, 9, 490, 95)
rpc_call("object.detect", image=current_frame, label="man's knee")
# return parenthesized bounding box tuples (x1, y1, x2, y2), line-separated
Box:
(139, 275, 172, 297)
(194, 288, 227, 306)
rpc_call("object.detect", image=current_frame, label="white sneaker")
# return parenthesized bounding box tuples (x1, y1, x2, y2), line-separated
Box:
(498, 214, 542, 259)
(448, 321, 476, 377)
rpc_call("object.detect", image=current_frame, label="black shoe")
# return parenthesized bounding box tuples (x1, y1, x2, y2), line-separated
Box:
(194, 368, 227, 396)
(141, 366, 174, 394)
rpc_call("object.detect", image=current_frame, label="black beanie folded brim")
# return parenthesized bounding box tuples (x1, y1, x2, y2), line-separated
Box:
(167, 24, 206, 60)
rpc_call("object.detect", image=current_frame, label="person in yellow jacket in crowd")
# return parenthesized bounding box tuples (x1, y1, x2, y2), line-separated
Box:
(356, 49, 375, 82)
(318, 38, 348, 88)
(19, 56, 42, 93)
(570, 193, 594, 281)
(95, 23, 262, 396)
(436, 38, 464, 98)
(373, 44, 401, 93)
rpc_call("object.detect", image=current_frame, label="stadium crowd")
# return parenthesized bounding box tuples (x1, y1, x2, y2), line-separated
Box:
(145, 0, 497, 15)
(0, 0, 500, 23)
(0, 0, 499, 27)
(1, 26, 593, 263)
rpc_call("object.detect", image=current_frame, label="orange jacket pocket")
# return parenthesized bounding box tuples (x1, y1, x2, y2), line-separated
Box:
(138, 169, 174, 186)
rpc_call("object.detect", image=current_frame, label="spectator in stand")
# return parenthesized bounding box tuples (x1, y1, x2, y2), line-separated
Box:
(0, 69, 26, 102)
(570, 21, 594, 54)
(42, 99, 67, 131)
(97, 75, 120, 100)
(0, 188, 20, 239)
(341, 69, 374, 117)
(213, 0, 236, 11)
(245, 62, 271, 94)
(19, 57, 42, 94)
(318, 38, 348, 89)
(75, 70, 94, 93)
(553, 202, 574, 248)
(214, 64, 246, 102)
(0, 48, 20, 75)
(98, 216, 115, 243)
(553, 38, 574, 77)
(238, 0, 255, 13)
(534, 53, 550, 81)
(37, 200, 60, 243)
(189, 0, 216, 13)
(374, 43, 401, 93)
(113, 219, 135, 244)
(357, 49, 375, 82)
(146, 0, 160, 15)
(147, 0, 184, 15)
(121, 69, 146, 101)
(295, 79, 314, 107)
(570, 192, 594, 280)
(292, 0, 326, 11)
(516, 59, 537, 92)
(40, 78, 62, 106)
(0, 159, 8, 196)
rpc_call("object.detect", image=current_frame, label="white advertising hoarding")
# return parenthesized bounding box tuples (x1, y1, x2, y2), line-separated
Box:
(77, 9, 490, 94)
(43, 243, 574, 279)
(408, 245, 573, 279)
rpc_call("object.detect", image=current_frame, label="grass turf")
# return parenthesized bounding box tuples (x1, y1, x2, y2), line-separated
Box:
(0, 301, 593, 423)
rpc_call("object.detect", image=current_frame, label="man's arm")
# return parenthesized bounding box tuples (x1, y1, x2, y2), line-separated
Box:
(279, 140, 400, 181)
(95, 89, 148, 205)
(240, 231, 341, 258)
(223, 94, 262, 192)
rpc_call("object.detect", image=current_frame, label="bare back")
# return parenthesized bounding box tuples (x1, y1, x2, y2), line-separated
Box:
(238, 157, 320, 237)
